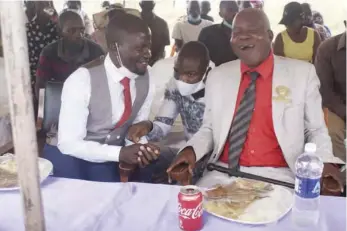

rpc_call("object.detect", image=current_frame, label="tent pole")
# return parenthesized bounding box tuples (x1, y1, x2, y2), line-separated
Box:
(0, 1, 45, 231)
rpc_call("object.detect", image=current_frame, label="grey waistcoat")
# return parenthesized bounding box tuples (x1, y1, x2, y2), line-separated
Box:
(48, 58, 149, 147)
(85, 64, 149, 146)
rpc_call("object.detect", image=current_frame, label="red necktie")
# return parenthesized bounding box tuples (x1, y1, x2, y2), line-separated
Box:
(115, 77, 132, 128)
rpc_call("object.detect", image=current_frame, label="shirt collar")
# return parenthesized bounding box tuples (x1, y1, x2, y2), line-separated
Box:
(104, 54, 138, 83)
(337, 33, 346, 51)
(241, 51, 274, 79)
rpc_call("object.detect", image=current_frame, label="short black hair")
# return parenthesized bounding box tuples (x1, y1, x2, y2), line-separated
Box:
(105, 12, 149, 46)
(201, 1, 211, 8)
(301, 3, 312, 15)
(58, 10, 83, 27)
(67, 0, 81, 7)
(102, 1, 110, 8)
(188, 0, 200, 10)
(177, 41, 210, 70)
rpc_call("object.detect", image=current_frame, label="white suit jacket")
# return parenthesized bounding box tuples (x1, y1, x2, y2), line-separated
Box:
(184, 56, 343, 173)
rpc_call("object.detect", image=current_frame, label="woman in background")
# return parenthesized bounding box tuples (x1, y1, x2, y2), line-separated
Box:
(274, 1, 321, 63)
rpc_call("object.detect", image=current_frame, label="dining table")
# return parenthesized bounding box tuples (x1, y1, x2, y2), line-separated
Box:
(0, 177, 345, 231)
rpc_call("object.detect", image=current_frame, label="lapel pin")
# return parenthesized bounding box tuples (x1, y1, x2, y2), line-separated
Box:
(273, 85, 292, 103)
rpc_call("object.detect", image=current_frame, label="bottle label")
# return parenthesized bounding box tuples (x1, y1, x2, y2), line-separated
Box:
(295, 176, 321, 199)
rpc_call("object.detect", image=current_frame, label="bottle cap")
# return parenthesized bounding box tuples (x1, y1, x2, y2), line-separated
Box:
(304, 143, 316, 153)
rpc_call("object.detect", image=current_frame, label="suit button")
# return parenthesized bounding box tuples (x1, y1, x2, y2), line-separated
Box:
(117, 136, 120, 139)
(250, 150, 255, 154)
(106, 135, 111, 139)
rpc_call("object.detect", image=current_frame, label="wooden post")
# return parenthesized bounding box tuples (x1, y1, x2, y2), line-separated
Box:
(0, 2, 45, 231)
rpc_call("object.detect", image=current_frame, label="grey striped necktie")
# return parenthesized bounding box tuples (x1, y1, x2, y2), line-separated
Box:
(228, 71, 259, 170)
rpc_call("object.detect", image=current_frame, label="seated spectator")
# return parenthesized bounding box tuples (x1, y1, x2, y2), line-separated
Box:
(127, 41, 212, 180)
(250, 0, 264, 9)
(35, 11, 104, 98)
(62, 0, 94, 36)
(91, 10, 109, 53)
(91, 7, 125, 52)
(201, 1, 214, 22)
(139, 0, 170, 66)
(301, 3, 330, 41)
(274, 2, 321, 63)
(315, 32, 346, 164)
(26, 1, 59, 118)
(313, 11, 331, 37)
(238, 0, 252, 10)
(198, 0, 239, 66)
(172, 0, 213, 51)
(101, 1, 110, 10)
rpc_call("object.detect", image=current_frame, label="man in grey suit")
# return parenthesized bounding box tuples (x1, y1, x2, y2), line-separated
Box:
(167, 9, 343, 193)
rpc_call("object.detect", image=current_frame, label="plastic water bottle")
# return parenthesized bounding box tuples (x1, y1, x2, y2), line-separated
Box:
(292, 143, 323, 227)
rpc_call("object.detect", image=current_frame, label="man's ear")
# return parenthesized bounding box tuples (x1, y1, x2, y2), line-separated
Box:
(268, 30, 274, 41)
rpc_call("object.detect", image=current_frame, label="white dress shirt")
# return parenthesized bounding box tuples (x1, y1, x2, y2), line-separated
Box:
(58, 54, 155, 163)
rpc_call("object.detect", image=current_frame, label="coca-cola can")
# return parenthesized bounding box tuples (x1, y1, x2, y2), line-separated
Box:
(178, 185, 204, 231)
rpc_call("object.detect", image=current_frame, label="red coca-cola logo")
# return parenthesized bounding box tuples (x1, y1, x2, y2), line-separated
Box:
(178, 202, 203, 219)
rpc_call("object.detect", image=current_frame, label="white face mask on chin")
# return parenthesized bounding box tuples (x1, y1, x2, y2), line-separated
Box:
(175, 79, 205, 96)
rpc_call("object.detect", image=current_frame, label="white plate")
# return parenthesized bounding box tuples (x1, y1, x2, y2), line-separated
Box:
(204, 184, 293, 225)
(0, 153, 53, 191)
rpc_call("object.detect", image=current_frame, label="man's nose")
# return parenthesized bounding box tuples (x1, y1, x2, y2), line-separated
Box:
(179, 75, 189, 83)
(238, 34, 251, 40)
(143, 48, 151, 58)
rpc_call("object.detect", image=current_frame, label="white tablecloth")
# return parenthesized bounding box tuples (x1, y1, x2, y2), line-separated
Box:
(0, 178, 345, 231)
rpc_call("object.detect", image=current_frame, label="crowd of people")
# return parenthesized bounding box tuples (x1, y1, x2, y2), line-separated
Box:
(0, 0, 345, 195)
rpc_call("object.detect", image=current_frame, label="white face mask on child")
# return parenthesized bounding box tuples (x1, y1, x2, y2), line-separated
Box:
(175, 79, 205, 96)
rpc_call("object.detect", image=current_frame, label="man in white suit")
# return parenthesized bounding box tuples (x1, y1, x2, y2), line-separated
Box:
(167, 9, 343, 192)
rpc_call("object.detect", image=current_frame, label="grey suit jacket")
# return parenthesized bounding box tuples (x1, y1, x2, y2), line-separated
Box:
(184, 56, 343, 173)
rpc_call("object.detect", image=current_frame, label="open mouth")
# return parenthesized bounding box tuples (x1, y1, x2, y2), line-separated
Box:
(239, 44, 255, 51)
(136, 59, 149, 69)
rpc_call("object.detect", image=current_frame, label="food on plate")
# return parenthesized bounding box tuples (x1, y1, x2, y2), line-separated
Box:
(204, 178, 274, 220)
(204, 199, 255, 219)
(0, 159, 18, 188)
(0, 159, 17, 174)
(0, 167, 18, 188)
(234, 178, 273, 191)
(205, 178, 273, 199)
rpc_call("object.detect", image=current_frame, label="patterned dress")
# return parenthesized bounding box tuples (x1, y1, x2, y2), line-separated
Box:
(26, 18, 59, 85)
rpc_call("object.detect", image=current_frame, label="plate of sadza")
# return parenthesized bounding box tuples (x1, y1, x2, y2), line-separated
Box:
(203, 178, 293, 225)
(0, 153, 53, 191)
